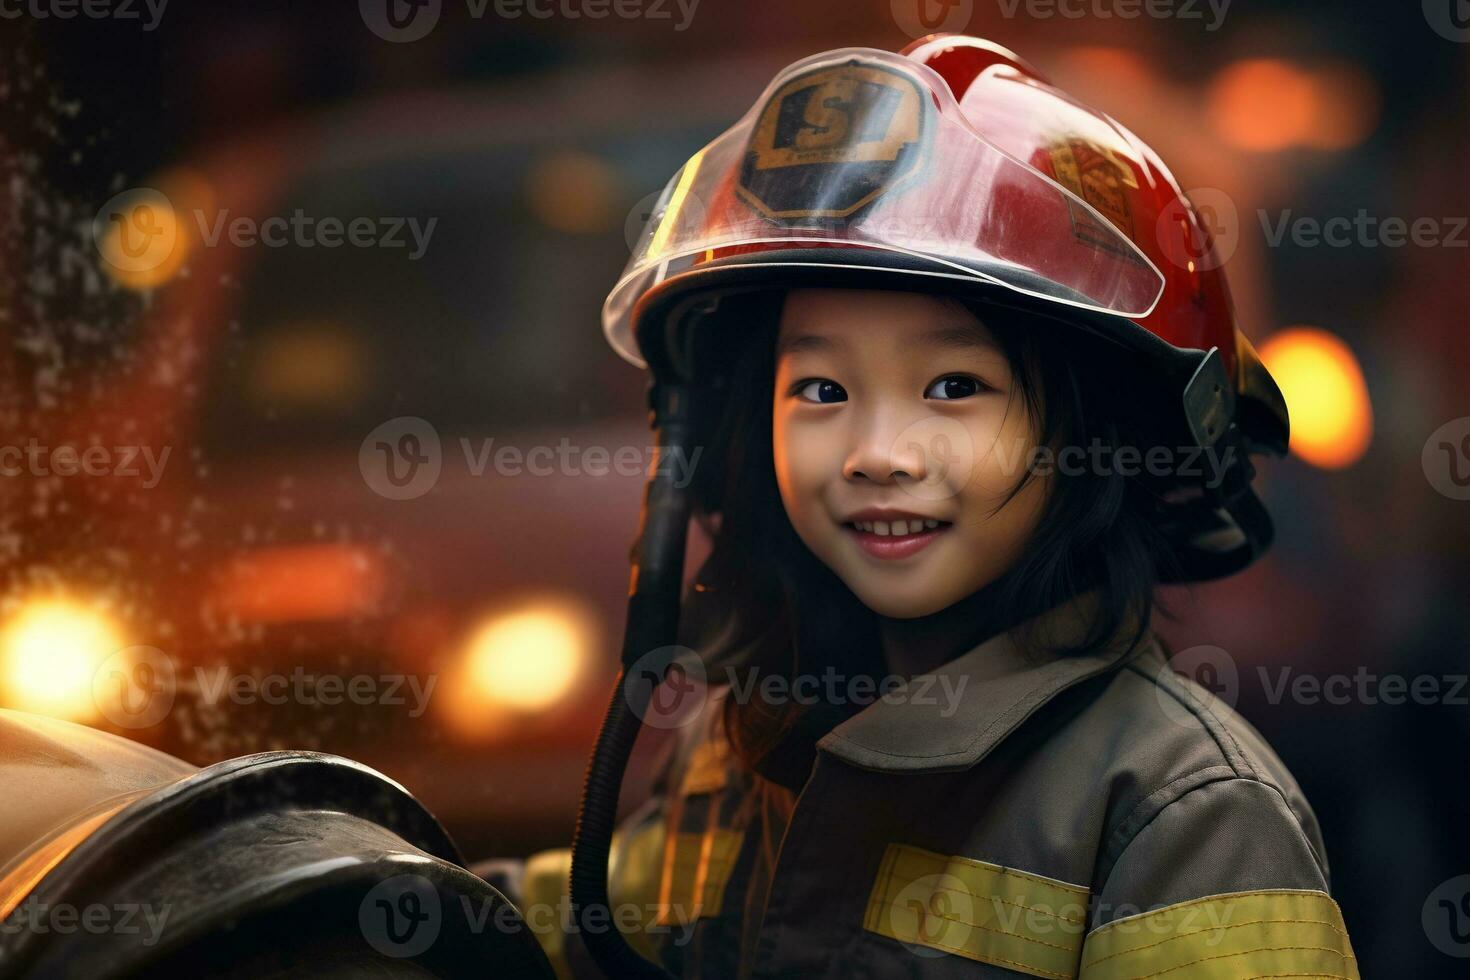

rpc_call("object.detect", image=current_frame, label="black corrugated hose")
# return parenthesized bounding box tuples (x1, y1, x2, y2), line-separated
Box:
(570, 383, 693, 980)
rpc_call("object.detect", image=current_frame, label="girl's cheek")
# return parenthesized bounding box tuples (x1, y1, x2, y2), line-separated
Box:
(956, 411, 1027, 500)
(772, 416, 825, 518)
(794, 426, 837, 492)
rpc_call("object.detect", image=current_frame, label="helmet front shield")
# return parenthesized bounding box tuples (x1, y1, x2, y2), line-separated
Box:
(605, 48, 1165, 366)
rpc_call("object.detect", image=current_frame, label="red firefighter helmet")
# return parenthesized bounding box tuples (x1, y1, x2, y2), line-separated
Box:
(605, 36, 1289, 580)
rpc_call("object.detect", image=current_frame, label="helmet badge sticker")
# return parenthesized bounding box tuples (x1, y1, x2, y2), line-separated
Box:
(739, 60, 931, 223)
(1046, 136, 1148, 263)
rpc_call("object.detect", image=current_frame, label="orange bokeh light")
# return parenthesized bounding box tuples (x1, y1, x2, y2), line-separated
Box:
(439, 599, 594, 739)
(1209, 59, 1378, 153)
(0, 598, 125, 721)
(1258, 326, 1373, 469)
(211, 544, 387, 624)
(1304, 64, 1380, 151)
(1209, 59, 1319, 152)
(1061, 46, 1157, 94)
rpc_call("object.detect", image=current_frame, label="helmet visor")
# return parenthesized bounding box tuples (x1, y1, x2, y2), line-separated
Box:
(605, 48, 1164, 365)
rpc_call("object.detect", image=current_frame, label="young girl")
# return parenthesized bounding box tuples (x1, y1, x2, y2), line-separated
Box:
(551, 35, 1357, 980)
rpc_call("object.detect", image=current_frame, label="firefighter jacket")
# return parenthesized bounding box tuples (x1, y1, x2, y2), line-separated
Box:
(533, 593, 1357, 979)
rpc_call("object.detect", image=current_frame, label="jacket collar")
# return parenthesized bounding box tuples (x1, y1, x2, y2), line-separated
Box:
(816, 593, 1152, 774)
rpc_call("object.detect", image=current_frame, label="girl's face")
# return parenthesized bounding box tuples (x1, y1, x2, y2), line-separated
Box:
(773, 288, 1050, 619)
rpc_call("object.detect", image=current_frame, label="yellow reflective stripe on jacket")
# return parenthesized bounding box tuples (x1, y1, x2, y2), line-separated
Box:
(519, 812, 671, 979)
(656, 828, 744, 925)
(680, 737, 731, 796)
(612, 809, 670, 961)
(863, 843, 1091, 979)
(1078, 889, 1359, 980)
(521, 847, 575, 979)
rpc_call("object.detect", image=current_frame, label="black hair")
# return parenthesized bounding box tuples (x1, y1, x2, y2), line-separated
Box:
(679, 289, 1176, 773)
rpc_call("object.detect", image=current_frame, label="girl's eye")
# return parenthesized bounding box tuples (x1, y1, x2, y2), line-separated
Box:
(795, 379, 848, 404)
(925, 375, 984, 400)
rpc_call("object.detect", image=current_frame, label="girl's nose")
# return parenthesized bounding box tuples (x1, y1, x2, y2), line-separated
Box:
(842, 410, 929, 485)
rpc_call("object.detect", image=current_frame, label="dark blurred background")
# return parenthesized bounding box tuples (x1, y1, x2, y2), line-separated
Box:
(1, 0, 1467, 974)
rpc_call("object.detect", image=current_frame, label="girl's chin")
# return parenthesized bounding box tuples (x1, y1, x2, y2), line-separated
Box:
(843, 574, 969, 620)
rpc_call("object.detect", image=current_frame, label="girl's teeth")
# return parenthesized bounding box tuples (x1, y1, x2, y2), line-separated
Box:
(853, 519, 943, 535)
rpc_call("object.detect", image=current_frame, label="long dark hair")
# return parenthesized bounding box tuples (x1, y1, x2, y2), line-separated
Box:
(680, 289, 1176, 772)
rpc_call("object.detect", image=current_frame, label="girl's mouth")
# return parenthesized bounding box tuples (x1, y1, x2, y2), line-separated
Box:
(841, 518, 951, 561)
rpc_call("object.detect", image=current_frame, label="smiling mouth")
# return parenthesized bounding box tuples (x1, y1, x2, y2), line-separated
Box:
(840, 518, 952, 560)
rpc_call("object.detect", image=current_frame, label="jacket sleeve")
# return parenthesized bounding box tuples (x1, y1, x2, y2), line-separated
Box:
(1078, 776, 1359, 979)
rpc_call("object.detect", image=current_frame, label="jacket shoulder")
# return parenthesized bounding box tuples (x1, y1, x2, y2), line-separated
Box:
(1072, 642, 1330, 886)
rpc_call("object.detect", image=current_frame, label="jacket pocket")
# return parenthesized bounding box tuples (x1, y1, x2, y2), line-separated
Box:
(656, 826, 745, 926)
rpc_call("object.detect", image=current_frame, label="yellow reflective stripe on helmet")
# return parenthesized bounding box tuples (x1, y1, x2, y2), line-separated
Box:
(655, 828, 743, 926)
(1078, 888, 1359, 980)
(646, 148, 704, 259)
(863, 843, 1091, 979)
